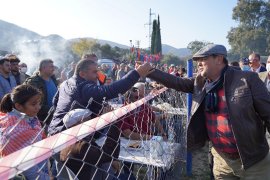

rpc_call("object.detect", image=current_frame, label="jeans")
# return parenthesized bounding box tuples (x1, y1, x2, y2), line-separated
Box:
(23, 160, 49, 180)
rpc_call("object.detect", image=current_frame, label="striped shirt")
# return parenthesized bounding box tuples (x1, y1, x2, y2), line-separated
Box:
(0, 109, 45, 157)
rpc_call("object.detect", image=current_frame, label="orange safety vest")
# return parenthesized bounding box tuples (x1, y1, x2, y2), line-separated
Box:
(97, 71, 106, 85)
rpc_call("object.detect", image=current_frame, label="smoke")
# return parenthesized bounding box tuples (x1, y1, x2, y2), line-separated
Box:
(14, 36, 75, 75)
(0, 20, 77, 75)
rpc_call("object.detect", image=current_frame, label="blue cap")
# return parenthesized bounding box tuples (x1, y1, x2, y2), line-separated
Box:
(241, 57, 249, 65)
(193, 44, 227, 61)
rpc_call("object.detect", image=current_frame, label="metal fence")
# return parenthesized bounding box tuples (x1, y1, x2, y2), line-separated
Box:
(0, 87, 188, 180)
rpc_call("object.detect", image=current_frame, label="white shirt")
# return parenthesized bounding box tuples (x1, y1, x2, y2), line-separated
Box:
(252, 65, 262, 73)
(266, 78, 270, 92)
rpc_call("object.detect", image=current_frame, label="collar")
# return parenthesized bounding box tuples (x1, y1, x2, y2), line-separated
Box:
(73, 75, 97, 84)
(0, 72, 12, 79)
(10, 108, 27, 117)
(73, 75, 86, 83)
(10, 109, 37, 120)
(252, 65, 261, 73)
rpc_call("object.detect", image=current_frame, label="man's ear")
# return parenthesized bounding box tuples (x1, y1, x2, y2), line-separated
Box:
(79, 71, 85, 79)
(216, 55, 223, 65)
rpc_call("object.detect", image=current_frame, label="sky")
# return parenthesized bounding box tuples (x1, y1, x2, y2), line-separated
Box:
(0, 0, 238, 49)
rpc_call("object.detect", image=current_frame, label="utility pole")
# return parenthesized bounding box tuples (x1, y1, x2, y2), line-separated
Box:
(129, 40, 133, 54)
(135, 40, 140, 49)
(144, 8, 155, 50)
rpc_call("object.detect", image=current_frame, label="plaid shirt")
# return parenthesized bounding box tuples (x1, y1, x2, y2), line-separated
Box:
(205, 88, 238, 154)
(120, 104, 155, 135)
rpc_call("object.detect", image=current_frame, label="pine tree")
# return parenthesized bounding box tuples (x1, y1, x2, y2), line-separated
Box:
(151, 20, 157, 54)
(155, 15, 162, 55)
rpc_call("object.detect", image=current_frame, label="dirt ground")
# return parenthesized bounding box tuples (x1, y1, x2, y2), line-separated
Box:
(185, 144, 211, 180)
(180, 133, 270, 180)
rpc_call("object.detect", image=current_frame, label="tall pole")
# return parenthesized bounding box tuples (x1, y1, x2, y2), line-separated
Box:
(148, 8, 152, 50)
(145, 8, 155, 50)
(129, 40, 133, 63)
(186, 59, 193, 176)
(129, 40, 133, 54)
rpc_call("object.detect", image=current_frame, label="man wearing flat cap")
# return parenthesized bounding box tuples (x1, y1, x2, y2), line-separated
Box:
(147, 44, 270, 179)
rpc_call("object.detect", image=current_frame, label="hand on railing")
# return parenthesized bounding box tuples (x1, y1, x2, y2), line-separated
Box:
(101, 103, 114, 114)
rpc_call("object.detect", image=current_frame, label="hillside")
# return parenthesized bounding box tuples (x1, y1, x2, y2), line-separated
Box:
(0, 19, 191, 57)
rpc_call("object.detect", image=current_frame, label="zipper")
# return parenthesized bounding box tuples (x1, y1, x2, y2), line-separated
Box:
(229, 119, 244, 169)
(224, 81, 245, 170)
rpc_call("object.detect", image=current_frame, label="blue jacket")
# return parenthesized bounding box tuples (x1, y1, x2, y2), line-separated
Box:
(0, 73, 17, 100)
(48, 70, 140, 135)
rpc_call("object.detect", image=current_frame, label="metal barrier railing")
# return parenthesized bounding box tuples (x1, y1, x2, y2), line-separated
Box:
(0, 87, 188, 180)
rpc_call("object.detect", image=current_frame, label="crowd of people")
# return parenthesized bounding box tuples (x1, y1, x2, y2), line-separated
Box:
(0, 53, 163, 179)
(0, 44, 270, 179)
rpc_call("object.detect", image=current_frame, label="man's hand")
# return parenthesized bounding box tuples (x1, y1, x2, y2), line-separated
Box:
(150, 82, 164, 89)
(144, 134, 152, 140)
(136, 62, 154, 77)
(112, 160, 121, 173)
(101, 104, 114, 114)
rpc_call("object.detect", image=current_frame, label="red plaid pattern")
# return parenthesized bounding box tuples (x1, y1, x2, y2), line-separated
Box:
(205, 88, 238, 154)
(121, 104, 155, 135)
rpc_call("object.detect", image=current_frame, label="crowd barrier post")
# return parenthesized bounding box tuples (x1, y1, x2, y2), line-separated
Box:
(186, 59, 193, 176)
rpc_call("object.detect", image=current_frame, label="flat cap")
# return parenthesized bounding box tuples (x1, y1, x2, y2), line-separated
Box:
(63, 108, 92, 128)
(193, 44, 227, 60)
(240, 57, 249, 65)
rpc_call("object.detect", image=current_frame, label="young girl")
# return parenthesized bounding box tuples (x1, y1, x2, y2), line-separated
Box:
(0, 84, 49, 180)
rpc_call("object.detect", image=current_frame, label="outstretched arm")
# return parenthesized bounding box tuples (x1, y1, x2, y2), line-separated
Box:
(82, 63, 154, 102)
(147, 69, 194, 93)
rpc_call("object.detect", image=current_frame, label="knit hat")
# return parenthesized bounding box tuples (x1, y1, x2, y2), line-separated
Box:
(63, 109, 92, 128)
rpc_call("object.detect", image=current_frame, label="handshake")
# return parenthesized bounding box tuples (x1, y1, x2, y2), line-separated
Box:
(135, 62, 155, 77)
